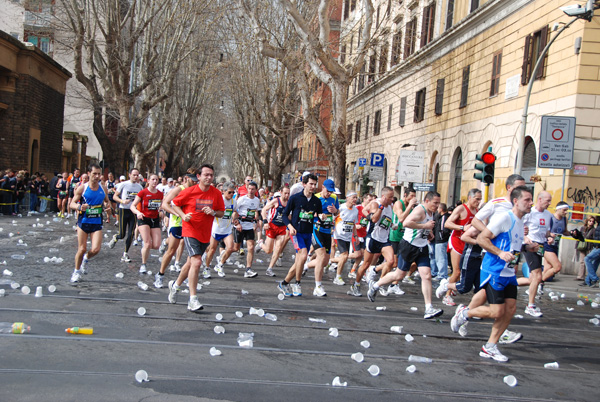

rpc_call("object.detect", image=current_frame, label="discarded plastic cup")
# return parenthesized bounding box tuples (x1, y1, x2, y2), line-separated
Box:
(332, 376, 347, 387)
(215, 313, 223, 321)
(241, 289, 249, 295)
(406, 365, 416, 373)
(214, 325, 225, 334)
(368, 365, 380, 376)
(405, 334, 414, 342)
(3, 269, 13, 276)
(329, 328, 339, 337)
(503, 375, 517, 387)
(35, 286, 43, 298)
(233, 269, 238, 273)
(351, 352, 364, 363)
(43, 257, 51, 263)
(264, 313, 277, 321)
(209, 347, 222, 356)
(577, 300, 585, 306)
(10, 282, 20, 289)
(237, 332, 254, 348)
(115, 272, 124, 278)
(589, 318, 600, 326)
(544, 362, 559, 369)
(566, 307, 574, 312)
(137, 281, 149, 291)
(390, 326, 403, 333)
(309, 317, 327, 323)
(21, 286, 31, 295)
(137, 307, 146, 316)
(376, 306, 387, 311)
(11, 255, 25, 260)
(0, 289, 5, 297)
(592, 302, 599, 308)
(277, 293, 285, 301)
(135, 370, 149, 383)
(410, 307, 418, 311)
(360, 340, 370, 349)
(551, 295, 559, 302)
(408, 355, 432, 363)
(47, 285, 56, 293)
(235, 311, 243, 318)
(514, 314, 524, 319)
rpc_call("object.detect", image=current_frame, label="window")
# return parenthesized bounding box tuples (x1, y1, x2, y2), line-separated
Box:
(435, 78, 445, 115)
(414, 88, 426, 123)
(355, 120, 361, 142)
(344, 0, 350, 20)
(391, 29, 402, 66)
(351, 0, 356, 12)
(446, 0, 455, 30)
(349, 34, 354, 57)
(399, 97, 407, 127)
(365, 115, 370, 139)
(368, 52, 377, 83)
(459, 65, 470, 108)
(379, 42, 389, 74)
(347, 123, 353, 144)
(387, 104, 393, 131)
(521, 26, 548, 85)
(490, 51, 502, 97)
(404, 17, 417, 59)
(358, 64, 365, 91)
(470, 0, 479, 12)
(340, 44, 347, 64)
(374, 110, 382, 136)
(420, 2, 436, 48)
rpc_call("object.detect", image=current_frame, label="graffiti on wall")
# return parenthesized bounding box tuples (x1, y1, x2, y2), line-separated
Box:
(567, 186, 600, 208)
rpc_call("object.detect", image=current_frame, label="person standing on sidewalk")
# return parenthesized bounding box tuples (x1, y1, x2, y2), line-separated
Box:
(433, 203, 451, 280)
(583, 222, 600, 287)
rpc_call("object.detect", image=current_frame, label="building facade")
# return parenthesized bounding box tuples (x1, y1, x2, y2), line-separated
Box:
(342, 0, 600, 273)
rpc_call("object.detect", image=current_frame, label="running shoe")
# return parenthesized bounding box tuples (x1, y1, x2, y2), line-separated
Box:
(378, 287, 389, 296)
(174, 262, 182, 272)
(70, 269, 81, 283)
(333, 276, 345, 286)
(133, 240, 139, 247)
(479, 344, 508, 362)
(202, 267, 212, 279)
(215, 264, 226, 277)
(108, 235, 118, 249)
(387, 284, 405, 295)
(291, 283, 302, 296)
(537, 283, 544, 296)
(139, 264, 147, 274)
(313, 285, 327, 297)
(276, 257, 282, 267)
(80, 254, 89, 274)
(154, 273, 164, 288)
(168, 280, 179, 304)
(525, 305, 543, 317)
(137, 235, 142, 243)
(187, 296, 203, 312)
(458, 321, 469, 337)
(265, 267, 276, 277)
(424, 306, 443, 319)
(278, 281, 292, 297)
(443, 295, 456, 306)
(499, 329, 522, 344)
(328, 263, 337, 272)
(302, 262, 308, 277)
(347, 283, 362, 297)
(244, 269, 258, 278)
(158, 240, 167, 254)
(254, 239, 264, 253)
(121, 253, 131, 263)
(239, 248, 245, 256)
(451, 304, 467, 332)
(367, 282, 378, 302)
(435, 278, 449, 299)
(365, 266, 377, 283)
(348, 269, 356, 279)
(402, 277, 416, 285)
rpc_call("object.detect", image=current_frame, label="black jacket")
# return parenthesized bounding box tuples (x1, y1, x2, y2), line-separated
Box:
(433, 212, 451, 244)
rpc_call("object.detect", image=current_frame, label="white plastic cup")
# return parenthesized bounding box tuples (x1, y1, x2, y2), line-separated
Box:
(215, 313, 223, 321)
(10, 282, 20, 289)
(277, 293, 285, 301)
(360, 340, 370, 348)
(376, 306, 387, 311)
(137, 307, 146, 316)
(544, 362, 559, 369)
(503, 375, 517, 387)
(47, 285, 56, 293)
(390, 325, 403, 333)
(135, 370, 149, 383)
(351, 352, 364, 363)
(235, 311, 243, 318)
(214, 325, 225, 334)
(0, 289, 5, 297)
(3, 269, 13, 276)
(329, 328, 339, 337)
(368, 365, 380, 376)
(406, 365, 416, 373)
(405, 334, 414, 342)
(21, 286, 31, 295)
(331, 376, 347, 387)
(35, 286, 43, 298)
(115, 273, 124, 278)
(209, 347, 222, 356)
(410, 307, 418, 311)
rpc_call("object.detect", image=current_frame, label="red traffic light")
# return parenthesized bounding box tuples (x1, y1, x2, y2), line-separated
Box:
(481, 152, 496, 164)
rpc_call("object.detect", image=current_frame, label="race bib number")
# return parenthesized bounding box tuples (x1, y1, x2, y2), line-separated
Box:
(127, 192, 138, 200)
(148, 199, 161, 210)
(422, 229, 431, 239)
(323, 214, 334, 223)
(508, 251, 521, 269)
(85, 205, 103, 219)
(536, 244, 544, 256)
(223, 208, 233, 219)
(299, 210, 314, 222)
(379, 216, 392, 230)
(195, 199, 213, 212)
(247, 209, 256, 219)
(360, 217, 369, 227)
(342, 221, 354, 233)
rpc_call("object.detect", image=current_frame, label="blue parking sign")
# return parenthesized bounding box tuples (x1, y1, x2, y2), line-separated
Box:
(358, 158, 367, 167)
(370, 153, 385, 167)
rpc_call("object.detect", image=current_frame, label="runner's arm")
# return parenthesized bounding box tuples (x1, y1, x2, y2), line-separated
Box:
(160, 186, 182, 216)
(444, 205, 466, 231)
(69, 185, 86, 212)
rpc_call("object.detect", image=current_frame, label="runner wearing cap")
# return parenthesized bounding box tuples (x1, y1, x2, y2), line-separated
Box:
(331, 191, 359, 285)
(290, 171, 310, 196)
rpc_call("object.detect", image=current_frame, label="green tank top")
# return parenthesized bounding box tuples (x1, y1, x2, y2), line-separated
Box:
(389, 200, 406, 242)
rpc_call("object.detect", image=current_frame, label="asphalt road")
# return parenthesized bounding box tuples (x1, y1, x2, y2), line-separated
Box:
(1, 213, 599, 401)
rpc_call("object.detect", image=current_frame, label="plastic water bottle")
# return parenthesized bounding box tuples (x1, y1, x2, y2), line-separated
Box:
(11, 255, 25, 260)
(264, 313, 277, 321)
(408, 355, 432, 363)
(65, 327, 93, 335)
(137, 281, 149, 291)
(0, 322, 31, 334)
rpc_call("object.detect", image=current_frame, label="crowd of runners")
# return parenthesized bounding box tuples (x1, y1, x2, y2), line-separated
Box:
(64, 163, 591, 363)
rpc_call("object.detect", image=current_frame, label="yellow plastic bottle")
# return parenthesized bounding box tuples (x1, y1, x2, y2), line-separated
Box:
(65, 327, 93, 335)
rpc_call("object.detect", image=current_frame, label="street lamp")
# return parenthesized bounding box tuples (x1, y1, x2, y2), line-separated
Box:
(515, 1, 598, 176)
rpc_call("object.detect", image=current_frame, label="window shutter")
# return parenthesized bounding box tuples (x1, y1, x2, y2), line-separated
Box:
(460, 66, 470, 108)
(495, 52, 502, 94)
(435, 78, 444, 115)
(428, 5, 435, 44)
(535, 25, 549, 80)
(365, 115, 370, 139)
(399, 97, 407, 127)
(420, 5, 429, 48)
(521, 35, 532, 85)
(347, 123, 353, 144)
(446, 0, 455, 30)
(388, 104, 393, 131)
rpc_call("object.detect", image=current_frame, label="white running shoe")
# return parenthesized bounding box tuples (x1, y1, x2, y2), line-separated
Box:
(108, 235, 118, 249)
(347, 283, 362, 297)
(366, 266, 377, 283)
(291, 283, 302, 296)
(525, 305, 543, 317)
(435, 278, 448, 299)
(244, 269, 258, 278)
(387, 284, 405, 295)
(313, 285, 327, 297)
(214, 264, 226, 277)
(480, 344, 508, 362)
(254, 239, 264, 253)
(265, 267, 276, 277)
(302, 262, 308, 277)
(451, 304, 468, 332)
(80, 253, 89, 274)
(174, 262, 181, 272)
(333, 276, 345, 286)
(139, 264, 147, 274)
(348, 270, 357, 279)
(202, 267, 212, 279)
(499, 329, 523, 344)
(70, 270, 81, 283)
(187, 296, 203, 311)
(168, 280, 179, 304)
(121, 252, 131, 263)
(133, 240, 139, 247)
(458, 322, 469, 337)
(402, 277, 416, 285)
(424, 306, 443, 319)
(276, 257, 282, 267)
(443, 295, 456, 306)
(378, 287, 389, 296)
(154, 273, 164, 288)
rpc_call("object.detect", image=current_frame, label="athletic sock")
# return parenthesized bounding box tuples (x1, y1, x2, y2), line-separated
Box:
(315, 281, 321, 287)
(461, 308, 470, 320)
(425, 303, 432, 310)
(281, 280, 289, 286)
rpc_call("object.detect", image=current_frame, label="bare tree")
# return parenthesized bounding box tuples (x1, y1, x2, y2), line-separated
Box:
(239, 0, 376, 194)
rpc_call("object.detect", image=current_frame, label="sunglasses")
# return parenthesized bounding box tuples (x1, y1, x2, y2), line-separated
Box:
(226, 191, 235, 194)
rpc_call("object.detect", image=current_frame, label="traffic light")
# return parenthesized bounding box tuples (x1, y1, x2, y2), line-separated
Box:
(474, 152, 496, 184)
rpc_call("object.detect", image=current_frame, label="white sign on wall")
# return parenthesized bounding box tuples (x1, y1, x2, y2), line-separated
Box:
(538, 116, 576, 169)
(396, 150, 425, 183)
(505, 75, 520, 100)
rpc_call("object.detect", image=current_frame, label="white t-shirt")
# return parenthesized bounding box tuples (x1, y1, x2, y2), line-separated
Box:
(117, 180, 144, 210)
(475, 197, 512, 222)
(485, 211, 525, 277)
(402, 204, 433, 247)
(290, 182, 304, 197)
(236, 195, 261, 230)
(523, 207, 552, 244)
(334, 203, 359, 242)
(212, 197, 236, 235)
(157, 184, 168, 193)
